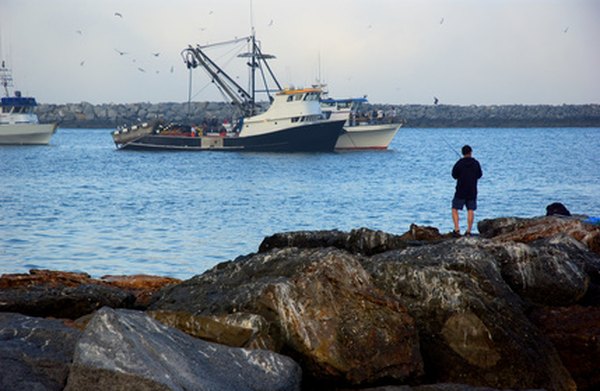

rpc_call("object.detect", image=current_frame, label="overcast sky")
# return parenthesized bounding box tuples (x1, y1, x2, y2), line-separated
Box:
(1, 0, 598, 105)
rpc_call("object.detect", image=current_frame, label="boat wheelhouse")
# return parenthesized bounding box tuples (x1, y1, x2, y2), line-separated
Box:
(0, 62, 57, 145)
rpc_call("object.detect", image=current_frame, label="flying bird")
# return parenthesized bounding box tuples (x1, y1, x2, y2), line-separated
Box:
(114, 49, 128, 56)
(434, 97, 439, 105)
(80, 60, 85, 66)
(137, 67, 146, 73)
(114, 12, 123, 18)
(152, 52, 160, 57)
(563, 27, 569, 33)
(76, 30, 83, 35)
(440, 17, 444, 25)
(208, 10, 213, 15)
(268, 19, 273, 27)
(170, 66, 174, 73)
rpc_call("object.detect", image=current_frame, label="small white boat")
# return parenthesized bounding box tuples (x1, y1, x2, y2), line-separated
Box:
(321, 97, 402, 150)
(0, 61, 57, 145)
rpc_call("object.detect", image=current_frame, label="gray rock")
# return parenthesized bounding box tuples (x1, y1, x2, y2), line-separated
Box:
(0, 283, 135, 319)
(0, 312, 81, 391)
(65, 307, 301, 391)
(363, 238, 575, 391)
(476, 235, 599, 306)
(151, 247, 424, 386)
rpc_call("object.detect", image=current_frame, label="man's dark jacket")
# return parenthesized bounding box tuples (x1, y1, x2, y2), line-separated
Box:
(452, 157, 482, 200)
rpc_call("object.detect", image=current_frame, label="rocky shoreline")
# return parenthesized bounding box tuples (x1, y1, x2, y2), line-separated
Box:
(1, 215, 600, 390)
(35, 101, 600, 128)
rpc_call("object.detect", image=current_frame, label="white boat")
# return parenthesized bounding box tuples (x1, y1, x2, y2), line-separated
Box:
(321, 97, 402, 150)
(0, 61, 57, 145)
(113, 35, 344, 152)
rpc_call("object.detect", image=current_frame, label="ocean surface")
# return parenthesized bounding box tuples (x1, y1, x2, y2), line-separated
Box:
(1, 127, 599, 280)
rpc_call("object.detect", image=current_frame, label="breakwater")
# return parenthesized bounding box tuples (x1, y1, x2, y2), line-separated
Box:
(1, 215, 600, 390)
(35, 101, 600, 128)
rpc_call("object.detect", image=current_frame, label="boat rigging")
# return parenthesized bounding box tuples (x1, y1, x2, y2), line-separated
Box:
(181, 34, 282, 118)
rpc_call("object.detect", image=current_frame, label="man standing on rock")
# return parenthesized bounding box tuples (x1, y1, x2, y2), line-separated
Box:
(451, 145, 482, 236)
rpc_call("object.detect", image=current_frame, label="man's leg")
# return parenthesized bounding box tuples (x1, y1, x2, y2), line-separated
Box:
(452, 208, 460, 233)
(466, 209, 475, 234)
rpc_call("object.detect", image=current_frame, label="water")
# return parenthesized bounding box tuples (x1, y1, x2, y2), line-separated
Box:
(1, 127, 599, 279)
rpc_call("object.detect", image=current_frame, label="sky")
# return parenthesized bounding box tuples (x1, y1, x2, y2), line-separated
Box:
(1, 0, 599, 105)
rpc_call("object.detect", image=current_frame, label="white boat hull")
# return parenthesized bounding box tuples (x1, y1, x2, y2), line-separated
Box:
(335, 123, 401, 150)
(0, 123, 57, 145)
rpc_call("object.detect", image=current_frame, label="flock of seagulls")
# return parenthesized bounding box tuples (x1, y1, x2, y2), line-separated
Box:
(76, 11, 172, 75)
(73, 9, 573, 103)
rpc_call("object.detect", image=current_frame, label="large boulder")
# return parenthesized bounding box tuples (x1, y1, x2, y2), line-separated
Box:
(65, 307, 302, 391)
(530, 305, 600, 391)
(0, 270, 180, 319)
(474, 235, 600, 306)
(0, 312, 81, 391)
(478, 215, 600, 255)
(362, 238, 576, 391)
(151, 247, 424, 386)
(258, 226, 446, 256)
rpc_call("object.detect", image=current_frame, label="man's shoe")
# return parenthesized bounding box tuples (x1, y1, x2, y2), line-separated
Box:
(452, 230, 461, 238)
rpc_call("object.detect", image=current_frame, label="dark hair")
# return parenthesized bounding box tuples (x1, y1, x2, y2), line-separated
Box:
(462, 145, 472, 156)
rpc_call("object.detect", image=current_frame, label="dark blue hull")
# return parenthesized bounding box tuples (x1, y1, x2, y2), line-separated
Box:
(120, 120, 345, 152)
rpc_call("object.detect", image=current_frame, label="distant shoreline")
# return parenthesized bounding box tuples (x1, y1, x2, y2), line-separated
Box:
(35, 102, 600, 128)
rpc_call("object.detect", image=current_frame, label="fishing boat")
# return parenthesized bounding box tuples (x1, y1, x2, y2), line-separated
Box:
(320, 96, 402, 151)
(0, 61, 57, 145)
(112, 35, 344, 152)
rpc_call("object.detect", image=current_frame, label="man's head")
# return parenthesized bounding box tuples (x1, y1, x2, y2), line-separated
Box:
(462, 145, 472, 156)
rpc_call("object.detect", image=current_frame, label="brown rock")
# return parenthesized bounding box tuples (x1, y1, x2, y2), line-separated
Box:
(152, 247, 424, 386)
(100, 274, 181, 308)
(530, 305, 600, 391)
(478, 216, 600, 255)
(364, 240, 576, 391)
(0, 269, 178, 319)
(147, 310, 254, 347)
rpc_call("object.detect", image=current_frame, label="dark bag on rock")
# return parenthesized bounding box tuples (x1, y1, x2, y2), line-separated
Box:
(546, 202, 571, 216)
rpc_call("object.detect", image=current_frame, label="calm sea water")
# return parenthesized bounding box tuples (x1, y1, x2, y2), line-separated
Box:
(1, 127, 599, 279)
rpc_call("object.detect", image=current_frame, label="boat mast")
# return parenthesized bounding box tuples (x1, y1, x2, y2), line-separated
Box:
(1, 60, 13, 97)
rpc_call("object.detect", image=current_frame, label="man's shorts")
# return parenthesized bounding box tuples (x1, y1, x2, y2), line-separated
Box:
(452, 197, 477, 211)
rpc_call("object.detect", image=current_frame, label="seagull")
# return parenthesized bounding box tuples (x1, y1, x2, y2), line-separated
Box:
(114, 12, 123, 18)
(170, 66, 174, 73)
(268, 19, 273, 27)
(434, 97, 439, 105)
(563, 27, 569, 33)
(152, 52, 160, 57)
(208, 10, 213, 15)
(367, 24, 372, 29)
(76, 30, 83, 35)
(440, 17, 444, 25)
(80, 60, 85, 66)
(114, 49, 128, 56)
(137, 67, 146, 73)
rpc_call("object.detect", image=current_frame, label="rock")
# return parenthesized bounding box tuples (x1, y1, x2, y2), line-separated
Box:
(147, 310, 254, 347)
(0, 269, 182, 318)
(258, 225, 444, 256)
(478, 215, 600, 255)
(99, 274, 181, 308)
(151, 247, 424, 386)
(0, 312, 81, 391)
(362, 239, 576, 391)
(529, 306, 600, 391)
(474, 235, 600, 306)
(0, 280, 134, 319)
(65, 307, 302, 391)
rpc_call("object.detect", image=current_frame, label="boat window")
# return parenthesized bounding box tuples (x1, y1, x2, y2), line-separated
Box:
(294, 94, 302, 101)
(291, 117, 299, 122)
(287, 96, 293, 102)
